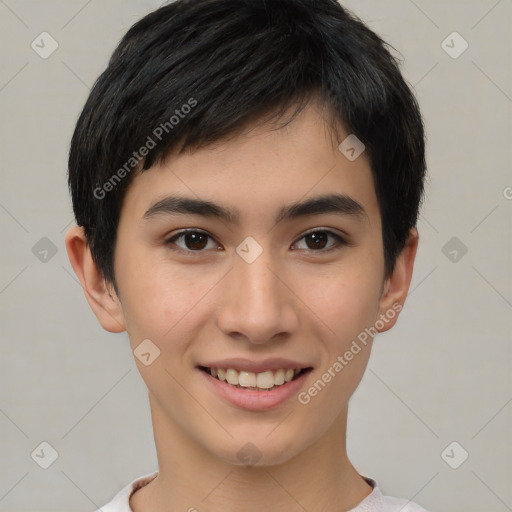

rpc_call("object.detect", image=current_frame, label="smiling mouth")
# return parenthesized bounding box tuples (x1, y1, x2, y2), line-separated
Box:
(198, 366, 312, 391)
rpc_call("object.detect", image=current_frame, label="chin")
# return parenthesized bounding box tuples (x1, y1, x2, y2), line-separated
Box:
(208, 430, 306, 468)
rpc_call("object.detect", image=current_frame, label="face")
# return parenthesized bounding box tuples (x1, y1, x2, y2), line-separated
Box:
(76, 103, 415, 467)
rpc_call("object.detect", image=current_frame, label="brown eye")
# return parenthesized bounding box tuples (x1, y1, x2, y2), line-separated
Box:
(293, 229, 347, 252)
(304, 231, 329, 250)
(183, 232, 208, 250)
(166, 230, 218, 252)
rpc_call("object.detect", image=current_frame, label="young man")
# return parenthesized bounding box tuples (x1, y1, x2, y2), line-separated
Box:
(65, 0, 428, 510)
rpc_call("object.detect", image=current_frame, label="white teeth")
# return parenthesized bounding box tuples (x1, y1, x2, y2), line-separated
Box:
(256, 370, 275, 389)
(239, 371, 256, 387)
(274, 369, 285, 385)
(226, 368, 239, 385)
(207, 367, 304, 390)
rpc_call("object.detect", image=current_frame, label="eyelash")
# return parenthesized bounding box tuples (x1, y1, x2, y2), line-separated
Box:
(164, 228, 348, 255)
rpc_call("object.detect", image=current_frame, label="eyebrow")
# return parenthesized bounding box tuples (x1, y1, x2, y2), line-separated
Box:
(143, 193, 367, 224)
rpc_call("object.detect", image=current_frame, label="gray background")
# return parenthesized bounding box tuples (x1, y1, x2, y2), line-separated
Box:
(0, 0, 511, 510)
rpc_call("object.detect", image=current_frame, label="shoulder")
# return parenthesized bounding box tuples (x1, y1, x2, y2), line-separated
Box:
(381, 496, 429, 512)
(94, 471, 158, 512)
(353, 477, 430, 512)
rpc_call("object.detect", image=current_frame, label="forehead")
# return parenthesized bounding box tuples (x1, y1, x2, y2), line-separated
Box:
(120, 103, 379, 227)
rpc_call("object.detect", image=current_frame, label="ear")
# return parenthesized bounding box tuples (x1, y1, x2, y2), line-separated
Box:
(376, 228, 419, 333)
(65, 225, 126, 333)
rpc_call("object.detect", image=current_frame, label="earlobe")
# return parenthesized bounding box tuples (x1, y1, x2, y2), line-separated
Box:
(376, 229, 419, 333)
(65, 225, 126, 333)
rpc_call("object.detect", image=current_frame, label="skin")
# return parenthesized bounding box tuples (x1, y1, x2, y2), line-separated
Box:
(66, 102, 418, 512)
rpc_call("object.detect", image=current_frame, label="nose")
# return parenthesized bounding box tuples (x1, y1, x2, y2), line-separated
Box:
(216, 249, 299, 345)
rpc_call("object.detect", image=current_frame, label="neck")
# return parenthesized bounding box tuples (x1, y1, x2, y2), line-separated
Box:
(130, 393, 372, 512)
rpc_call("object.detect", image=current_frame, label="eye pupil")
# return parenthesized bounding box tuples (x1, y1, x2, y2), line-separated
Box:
(306, 232, 328, 250)
(185, 232, 208, 250)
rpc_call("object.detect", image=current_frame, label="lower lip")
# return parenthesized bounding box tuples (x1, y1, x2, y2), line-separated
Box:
(197, 368, 312, 411)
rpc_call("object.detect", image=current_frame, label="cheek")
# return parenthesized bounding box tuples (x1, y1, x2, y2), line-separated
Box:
(117, 249, 219, 353)
(296, 260, 382, 343)
(122, 275, 185, 343)
(295, 268, 381, 419)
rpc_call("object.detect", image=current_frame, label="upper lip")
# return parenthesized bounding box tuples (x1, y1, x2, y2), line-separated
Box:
(198, 358, 312, 374)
